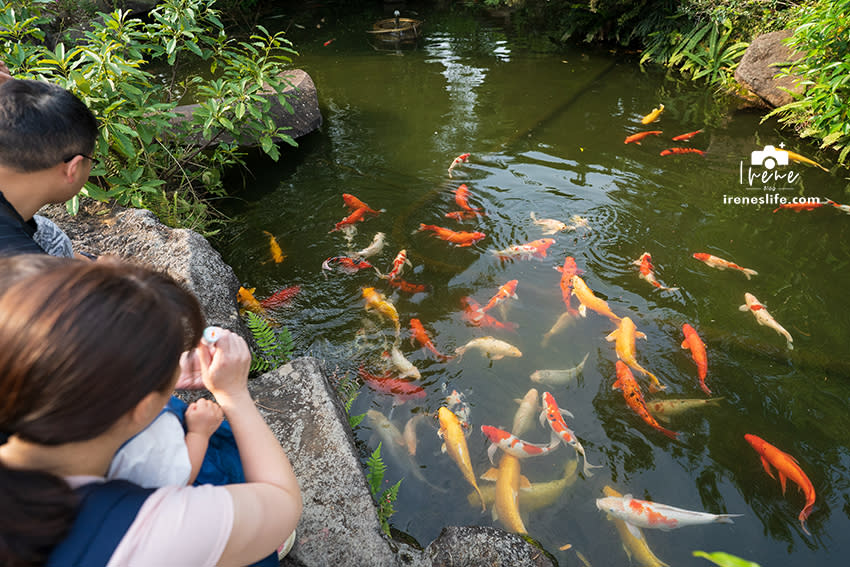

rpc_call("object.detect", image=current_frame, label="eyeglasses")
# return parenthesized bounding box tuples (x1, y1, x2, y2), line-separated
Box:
(63, 153, 99, 166)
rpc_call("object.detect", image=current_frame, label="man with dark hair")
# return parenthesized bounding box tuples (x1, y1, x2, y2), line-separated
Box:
(0, 77, 99, 257)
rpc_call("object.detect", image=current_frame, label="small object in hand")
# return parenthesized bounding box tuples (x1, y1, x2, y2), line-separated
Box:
(203, 326, 222, 344)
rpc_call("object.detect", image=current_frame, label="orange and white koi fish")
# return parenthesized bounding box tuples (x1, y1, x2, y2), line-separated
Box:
(671, 129, 703, 141)
(447, 152, 471, 178)
(571, 275, 621, 322)
(438, 406, 485, 511)
(540, 391, 601, 477)
(342, 193, 384, 215)
(454, 183, 482, 213)
(530, 212, 567, 234)
(418, 224, 486, 247)
(259, 285, 301, 309)
(262, 230, 286, 263)
(387, 278, 428, 294)
(738, 292, 793, 350)
(613, 361, 678, 440)
(530, 353, 590, 386)
(322, 256, 376, 275)
(646, 397, 723, 423)
(632, 252, 678, 292)
(660, 147, 705, 156)
(491, 238, 555, 261)
(480, 280, 519, 314)
(745, 433, 816, 535)
(382, 345, 421, 380)
(681, 324, 709, 394)
(596, 494, 741, 533)
(602, 485, 670, 567)
(362, 286, 400, 334)
(409, 318, 452, 361)
(641, 104, 664, 124)
(692, 252, 758, 280)
(555, 256, 581, 315)
(772, 202, 825, 213)
(331, 206, 370, 232)
(353, 232, 386, 259)
(826, 199, 850, 214)
(456, 336, 522, 360)
(383, 249, 412, 280)
(781, 149, 829, 172)
(237, 286, 266, 314)
(481, 425, 559, 465)
(460, 297, 518, 332)
(624, 131, 663, 144)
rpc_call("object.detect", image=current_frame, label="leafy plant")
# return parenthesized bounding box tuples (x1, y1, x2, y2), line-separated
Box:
(365, 443, 401, 537)
(693, 550, 761, 567)
(244, 311, 294, 373)
(333, 369, 365, 428)
(0, 0, 298, 231)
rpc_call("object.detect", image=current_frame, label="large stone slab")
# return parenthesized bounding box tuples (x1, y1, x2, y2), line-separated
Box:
(734, 30, 804, 108)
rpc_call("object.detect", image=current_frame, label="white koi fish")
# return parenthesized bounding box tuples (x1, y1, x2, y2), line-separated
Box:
(383, 345, 421, 379)
(596, 494, 742, 537)
(455, 336, 522, 360)
(529, 353, 590, 386)
(511, 388, 540, 438)
(738, 292, 793, 350)
(530, 212, 568, 235)
(541, 311, 576, 347)
(354, 232, 386, 259)
(491, 238, 555, 261)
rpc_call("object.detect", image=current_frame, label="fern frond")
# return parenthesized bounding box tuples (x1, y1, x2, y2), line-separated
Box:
(366, 443, 386, 496)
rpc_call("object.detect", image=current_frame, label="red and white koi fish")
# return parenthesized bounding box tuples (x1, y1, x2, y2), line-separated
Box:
(331, 206, 370, 232)
(530, 212, 567, 234)
(540, 391, 601, 477)
(602, 485, 670, 567)
(641, 104, 664, 124)
(660, 147, 705, 156)
(738, 292, 793, 350)
(460, 297, 518, 332)
(491, 238, 555, 261)
(480, 279, 519, 314)
(826, 199, 850, 214)
(772, 202, 825, 213)
(383, 249, 412, 280)
(262, 230, 286, 263)
(612, 361, 678, 440)
(353, 232, 386, 259)
(358, 365, 426, 402)
(671, 129, 703, 141)
(596, 494, 741, 534)
(692, 252, 758, 279)
(259, 285, 301, 309)
(624, 131, 663, 145)
(571, 275, 621, 322)
(454, 183, 482, 213)
(322, 256, 376, 275)
(745, 433, 816, 535)
(387, 278, 428, 294)
(606, 316, 664, 392)
(447, 152, 470, 178)
(481, 425, 559, 465)
(342, 193, 384, 215)
(417, 224, 486, 247)
(681, 324, 709, 394)
(632, 252, 678, 292)
(410, 318, 452, 361)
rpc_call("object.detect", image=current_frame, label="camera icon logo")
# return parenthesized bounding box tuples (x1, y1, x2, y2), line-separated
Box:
(751, 145, 789, 170)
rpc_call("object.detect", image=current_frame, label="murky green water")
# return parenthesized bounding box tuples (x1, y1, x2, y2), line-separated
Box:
(215, 6, 850, 565)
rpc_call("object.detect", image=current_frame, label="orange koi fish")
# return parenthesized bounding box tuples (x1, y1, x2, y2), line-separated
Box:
(745, 433, 816, 535)
(383, 249, 412, 280)
(418, 224, 486, 247)
(438, 407, 485, 511)
(624, 131, 663, 145)
(772, 202, 825, 213)
(555, 256, 581, 315)
(641, 104, 664, 124)
(632, 252, 678, 292)
(454, 183, 482, 213)
(322, 256, 375, 275)
(480, 280, 519, 314)
(237, 286, 266, 314)
(323, 38, 336, 47)
(481, 425, 559, 465)
(358, 365, 426, 401)
(540, 391, 601, 477)
(262, 230, 286, 263)
(612, 361, 678, 440)
(460, 297, 518, 332)
(660, 147, 705, 156)
(596, 494, 740, 532)
(445, 210, 485, 221)
(259, 285, 301, 309)
(387, 278, 428, 294)
(331, 206, 370, 232)
(681, 324, 709, 394)
(447, 152, 470, 178)
(692, 253, 758, 280)
(342, 193, 383, 216)
(491, 238, 555, 261)
(606, 316, 664, 392)
(671, 129, 703, 141)
(570, 275, 621, 322)
(409, 318, 452, 361)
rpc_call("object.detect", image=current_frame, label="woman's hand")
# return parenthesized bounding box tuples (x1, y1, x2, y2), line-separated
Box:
(195, 329, 251, 400)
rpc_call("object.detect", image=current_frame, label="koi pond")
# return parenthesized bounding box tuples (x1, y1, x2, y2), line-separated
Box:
(214, 5, 850, 566)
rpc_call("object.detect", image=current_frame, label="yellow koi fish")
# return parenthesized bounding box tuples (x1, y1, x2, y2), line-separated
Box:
(606, 316, 664, 392)
(362, 286, 400, 335)
(237, 286, 266, 314)
(480, 454, 528, 534)
(602, 486, 669, 567)
(571, 275, 621, 322)
(262, 230, 286, 263)
(438, 407, 485, 511)
(473, 459, 578, 513)
(781, 149, 829, 172)
(641, 104, 664, 125)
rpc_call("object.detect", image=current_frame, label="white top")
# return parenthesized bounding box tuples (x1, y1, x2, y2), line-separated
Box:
(107, 412, 192, 488)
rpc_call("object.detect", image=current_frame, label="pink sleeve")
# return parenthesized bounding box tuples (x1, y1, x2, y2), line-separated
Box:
(106, 484, 233, 567)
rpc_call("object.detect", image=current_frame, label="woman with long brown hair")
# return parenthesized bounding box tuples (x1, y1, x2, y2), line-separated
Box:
(0, 256, 302, 566)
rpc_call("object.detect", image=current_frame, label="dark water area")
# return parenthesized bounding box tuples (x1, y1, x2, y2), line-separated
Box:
(214, 4, 850, 565)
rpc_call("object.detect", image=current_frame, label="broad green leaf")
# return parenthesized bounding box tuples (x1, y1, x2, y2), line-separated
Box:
(693, 551, 760, 567)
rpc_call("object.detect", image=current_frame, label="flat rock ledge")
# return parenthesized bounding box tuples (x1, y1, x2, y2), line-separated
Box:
(38, 203, 551, 567)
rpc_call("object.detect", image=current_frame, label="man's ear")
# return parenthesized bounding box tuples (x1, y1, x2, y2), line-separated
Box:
(60, 155, 86, 183)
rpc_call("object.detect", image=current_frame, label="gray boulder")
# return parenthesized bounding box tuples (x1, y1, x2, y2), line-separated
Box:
(734, 30, 804, 108)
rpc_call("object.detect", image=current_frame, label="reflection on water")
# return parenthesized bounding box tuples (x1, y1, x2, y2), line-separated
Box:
(216, 7, 850, 566)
